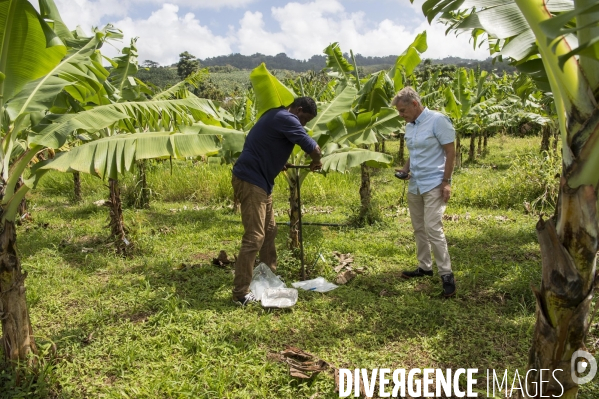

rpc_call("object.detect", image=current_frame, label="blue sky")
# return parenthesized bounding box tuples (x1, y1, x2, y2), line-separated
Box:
(54, 0, 489, 66)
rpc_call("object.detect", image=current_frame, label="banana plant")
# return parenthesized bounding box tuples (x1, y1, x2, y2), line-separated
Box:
(285, 70, 337, 102)
(248, 63, 393, 248)
(442, 67, 490, 166)
(511, 73, 560, 152)
(418, 0, 599, 396)
(0, 0, 242, 364)
(0, 0, 109, 363)
(321, 34, 427, 224)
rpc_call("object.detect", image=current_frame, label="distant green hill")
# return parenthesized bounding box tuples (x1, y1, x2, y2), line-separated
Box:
(196, 53, 515, 74)
(137, 53, 515, 95)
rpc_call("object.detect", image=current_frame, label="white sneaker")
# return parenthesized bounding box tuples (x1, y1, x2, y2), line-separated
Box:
(233, 292, 258, 306)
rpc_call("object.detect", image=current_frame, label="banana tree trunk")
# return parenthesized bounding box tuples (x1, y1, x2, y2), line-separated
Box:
(16, 178, 27, 218)
(0, 220, 37, 363)
(358, 163, 372, 224)
(468, 132, 476, 163)
(288, 172, 300, 250)
(477, 132, 482, 156)
(552, 127, 559, 154)
(483, 131, 488, 157)
(527, 181, 597, 398)
(540, 125, 551, 152)
(135, 160, 149, 209)
(455, 135, 462, 169)
(374, 139, 386, 154)
(511, 0, 599, 391)
(398, 132, 406, 166)
(108, 178, 127, 255)
(73, 172, 82, 202)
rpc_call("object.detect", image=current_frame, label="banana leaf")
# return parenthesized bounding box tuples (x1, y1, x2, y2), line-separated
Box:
(323, 42, 354, 80)
(320, 147, 392, 173)
(39, 128, 224, 180)
(29, 98, 224, 149)
(249, 63, 295, 119)
(0, 0, 66, 103)
(6, 32, 107, 119)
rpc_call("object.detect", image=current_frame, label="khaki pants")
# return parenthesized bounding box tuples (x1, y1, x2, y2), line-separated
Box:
(232, 176, 277, 298)
(407, 185, 452, 276)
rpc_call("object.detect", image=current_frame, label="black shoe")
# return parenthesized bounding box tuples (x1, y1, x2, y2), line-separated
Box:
(441, 273, 456, 297)
(401, 267, 433, 279)
(233, 292, 259, 306)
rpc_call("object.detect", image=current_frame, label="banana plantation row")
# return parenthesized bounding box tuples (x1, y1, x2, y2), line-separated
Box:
(2, 0, 598, 397)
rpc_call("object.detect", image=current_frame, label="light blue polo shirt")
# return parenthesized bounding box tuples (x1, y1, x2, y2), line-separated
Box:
(405, 107, 455, 195)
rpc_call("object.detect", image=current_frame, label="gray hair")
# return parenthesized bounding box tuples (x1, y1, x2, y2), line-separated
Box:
(391, 87, 422, 107)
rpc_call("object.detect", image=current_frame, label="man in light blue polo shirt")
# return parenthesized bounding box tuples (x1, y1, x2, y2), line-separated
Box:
(392, 87, 456, 297)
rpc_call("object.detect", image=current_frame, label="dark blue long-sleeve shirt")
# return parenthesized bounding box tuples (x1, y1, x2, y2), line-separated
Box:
(233, 107, 317, 195)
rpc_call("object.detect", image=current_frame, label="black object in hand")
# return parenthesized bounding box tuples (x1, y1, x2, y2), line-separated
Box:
(395, 171, 409, 180)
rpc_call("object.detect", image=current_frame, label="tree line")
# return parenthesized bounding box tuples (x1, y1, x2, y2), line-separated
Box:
(137, 51, 516, 93)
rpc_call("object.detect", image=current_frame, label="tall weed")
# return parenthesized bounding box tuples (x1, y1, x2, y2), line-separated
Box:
(452, 151, 560, 211)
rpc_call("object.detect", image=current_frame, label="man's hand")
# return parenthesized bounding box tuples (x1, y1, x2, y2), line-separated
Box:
(395, 168, 411, 180)
(308, 145, 322, 172)
(441, 182, 451, 203)
(309, 160, 322, 172)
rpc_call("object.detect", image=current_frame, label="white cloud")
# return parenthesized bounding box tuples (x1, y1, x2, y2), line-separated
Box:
(49, 0, 489, 66)
(130, 0, 256, 9)
(234, 0, 489, 60)
(417, 19, 490, 60)
(113, 4, 233, 65)
(54, 0, 128, 31)
(406, 0, 490, 59)
(236, 11, 286, 55)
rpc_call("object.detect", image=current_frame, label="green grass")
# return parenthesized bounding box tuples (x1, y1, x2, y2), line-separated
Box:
(2, 135, 598, 398)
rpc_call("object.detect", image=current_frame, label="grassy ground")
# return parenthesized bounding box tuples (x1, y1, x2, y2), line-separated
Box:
(1, 136, 598, 398)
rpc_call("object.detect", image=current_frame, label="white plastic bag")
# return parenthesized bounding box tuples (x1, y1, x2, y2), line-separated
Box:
(261, 288, 298, 308)
(249, 262, 285, 300)
(291, 277, 338, 293)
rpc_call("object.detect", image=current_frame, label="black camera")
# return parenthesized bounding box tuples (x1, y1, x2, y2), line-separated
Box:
(395, 171, 409, 180)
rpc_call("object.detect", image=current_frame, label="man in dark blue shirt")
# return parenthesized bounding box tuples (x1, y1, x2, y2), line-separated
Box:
(232, 97, 322, 305)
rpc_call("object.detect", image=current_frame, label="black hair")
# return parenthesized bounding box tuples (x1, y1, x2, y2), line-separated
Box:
(289, 97, 317, 116)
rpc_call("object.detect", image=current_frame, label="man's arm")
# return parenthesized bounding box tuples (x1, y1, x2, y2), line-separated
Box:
(308, 146, 322, 171)
(441, 142, 455, 202)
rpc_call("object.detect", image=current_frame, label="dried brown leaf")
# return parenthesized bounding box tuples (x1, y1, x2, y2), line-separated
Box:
(335, 270, 356, 285)
(281, 346, 313, 361)
(274, 346, 330, 379)
(289, 367, 311, 379)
